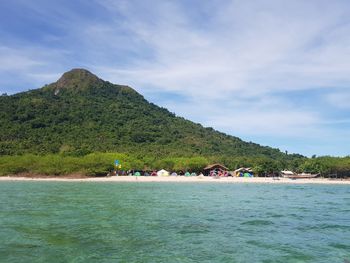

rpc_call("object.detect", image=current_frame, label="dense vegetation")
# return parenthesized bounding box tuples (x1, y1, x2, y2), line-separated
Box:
(0, 69, 348, 176)
(0, 153, 348, 177)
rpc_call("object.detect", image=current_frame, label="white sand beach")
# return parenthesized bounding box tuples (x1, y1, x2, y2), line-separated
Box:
(0, 176, 349, 184)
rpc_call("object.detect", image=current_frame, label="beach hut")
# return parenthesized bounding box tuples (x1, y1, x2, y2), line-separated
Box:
(203, 163, 228, 176)
(157, 169, 169, 176)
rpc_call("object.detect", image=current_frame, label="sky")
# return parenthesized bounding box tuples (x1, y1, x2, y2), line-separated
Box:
(0, 0, 349, 157)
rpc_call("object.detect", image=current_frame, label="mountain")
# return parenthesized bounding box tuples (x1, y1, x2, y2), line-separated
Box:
(0, 69, 302, 161)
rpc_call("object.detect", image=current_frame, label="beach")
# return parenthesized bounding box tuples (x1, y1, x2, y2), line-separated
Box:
(0, 175, 349, 184)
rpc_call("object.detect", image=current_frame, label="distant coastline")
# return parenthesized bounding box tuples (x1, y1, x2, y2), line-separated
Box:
(1, 176, 349, 185)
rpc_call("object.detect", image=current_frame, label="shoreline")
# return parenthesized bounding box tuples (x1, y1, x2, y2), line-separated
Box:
(0, 176, 349, 185)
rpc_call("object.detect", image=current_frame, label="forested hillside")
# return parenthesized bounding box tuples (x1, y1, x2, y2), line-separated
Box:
(0, 69, 300, 160)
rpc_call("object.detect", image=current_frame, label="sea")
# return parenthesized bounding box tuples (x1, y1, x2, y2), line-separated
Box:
(0, 182, 349, 263)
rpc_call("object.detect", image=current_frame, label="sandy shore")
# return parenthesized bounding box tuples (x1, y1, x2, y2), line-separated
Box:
(0, 176, 349, 184)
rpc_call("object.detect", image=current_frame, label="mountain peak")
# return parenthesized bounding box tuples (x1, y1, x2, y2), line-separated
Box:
(55, 68, 104, 90)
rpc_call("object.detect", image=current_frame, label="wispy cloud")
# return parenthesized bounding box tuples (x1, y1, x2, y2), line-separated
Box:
(327, 92, 350, 109)
(95, 0, 350, 96)
(0, 47, 43, 71)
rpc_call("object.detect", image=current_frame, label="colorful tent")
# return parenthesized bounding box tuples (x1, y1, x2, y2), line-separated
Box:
(134, 171, 141, 176)
(234, 167, 253, 177)
(185, 172, 191, 176)
(157, 169, 169, 176)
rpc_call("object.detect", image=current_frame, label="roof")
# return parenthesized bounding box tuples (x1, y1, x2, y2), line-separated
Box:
(234, 167, 253, 173)
(203, 163, 228, 170)
(281, 170, 295, 175)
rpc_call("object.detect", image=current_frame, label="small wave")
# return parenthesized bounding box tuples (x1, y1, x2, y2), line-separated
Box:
(178, 229, 210, 234)
(298, 224, 350, 231)
(177, 224, 211, 235)
(246, 240, 275, 249)
(330, 243, 350, 250)
(241, 220, 274, 226)
(266, 212, 284, 218)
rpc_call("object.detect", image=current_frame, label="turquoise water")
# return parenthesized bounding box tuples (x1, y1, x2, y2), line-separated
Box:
(0, 182, 349, 263)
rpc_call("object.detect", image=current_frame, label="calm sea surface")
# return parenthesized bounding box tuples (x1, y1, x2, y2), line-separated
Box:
(0, 182, 349, 263)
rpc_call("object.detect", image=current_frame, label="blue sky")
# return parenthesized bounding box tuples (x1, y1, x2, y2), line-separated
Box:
(1, 0, 350, 157)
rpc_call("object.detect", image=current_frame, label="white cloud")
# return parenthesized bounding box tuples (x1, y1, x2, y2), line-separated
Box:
(0, 46, 70, 92)
(94, 0, 350, 98)
(327, 92, 350, 109)
(0, 46, 44, 71)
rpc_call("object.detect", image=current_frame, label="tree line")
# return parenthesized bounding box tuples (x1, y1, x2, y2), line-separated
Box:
(0, 153, 348, 177)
